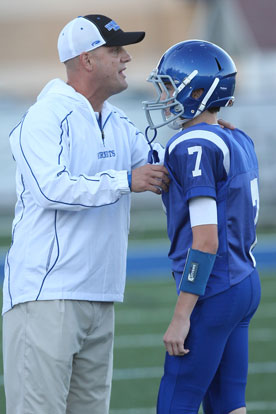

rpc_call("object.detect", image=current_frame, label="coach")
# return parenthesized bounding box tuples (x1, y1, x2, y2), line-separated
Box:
(2, 14, 169, 414)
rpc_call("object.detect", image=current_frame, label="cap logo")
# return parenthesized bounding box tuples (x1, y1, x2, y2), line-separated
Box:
(91, 40, 101, 47)
(105, 20, 120, 31)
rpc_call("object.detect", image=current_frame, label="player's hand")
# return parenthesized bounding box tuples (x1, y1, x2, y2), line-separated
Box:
(163, 315, 190, 356)
(218, 118, 235, 129)
(131, 164, 170, 195)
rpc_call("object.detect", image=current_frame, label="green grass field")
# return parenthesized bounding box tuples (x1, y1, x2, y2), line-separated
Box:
(1, 272, 276, 413)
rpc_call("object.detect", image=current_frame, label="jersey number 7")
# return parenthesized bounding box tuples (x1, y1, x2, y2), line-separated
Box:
(188, 146, 202, 177)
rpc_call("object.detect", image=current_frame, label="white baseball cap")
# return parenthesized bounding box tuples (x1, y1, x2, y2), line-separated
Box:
(58, 14, 145, 63)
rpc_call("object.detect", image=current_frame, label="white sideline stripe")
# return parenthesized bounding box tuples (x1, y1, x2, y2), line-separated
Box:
(114, 329, 276, 349)
(112, 361, 276, 381)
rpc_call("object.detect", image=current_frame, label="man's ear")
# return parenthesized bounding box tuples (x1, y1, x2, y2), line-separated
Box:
(79, 52, 94, 72)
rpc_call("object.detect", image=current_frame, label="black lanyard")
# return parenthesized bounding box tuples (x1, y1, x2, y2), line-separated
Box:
(97, 112, 105, 146)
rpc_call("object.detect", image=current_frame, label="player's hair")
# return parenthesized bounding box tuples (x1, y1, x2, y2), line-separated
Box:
(208, 107, 220, 113)
(192, 89, 220, 114)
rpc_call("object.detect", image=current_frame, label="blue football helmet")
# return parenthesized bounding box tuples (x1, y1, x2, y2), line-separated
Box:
(143, 40, 237, 130)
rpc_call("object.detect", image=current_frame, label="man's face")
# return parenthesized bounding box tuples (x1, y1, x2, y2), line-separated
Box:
(161, 82, 175, 117)
(161, 82, 175, 100)
(91, 46, 132, 97)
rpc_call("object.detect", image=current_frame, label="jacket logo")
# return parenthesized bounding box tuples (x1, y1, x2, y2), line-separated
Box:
(98, 150, 116, 159)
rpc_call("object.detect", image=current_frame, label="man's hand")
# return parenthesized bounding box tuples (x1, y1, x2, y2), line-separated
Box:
(131, 164, 170, 194)
(163, 314, 190, 356)
(218, 118, 235, 129)
(163, 291, 198, 356)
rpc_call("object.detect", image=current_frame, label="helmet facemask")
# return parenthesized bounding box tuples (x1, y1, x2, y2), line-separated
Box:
(143, 69, 200, 130)
(143, 70, 183, 130)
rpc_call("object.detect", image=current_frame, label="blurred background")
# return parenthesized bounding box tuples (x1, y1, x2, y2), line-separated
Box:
(0, 0, 276, 412)
(0, 0, 276, 240)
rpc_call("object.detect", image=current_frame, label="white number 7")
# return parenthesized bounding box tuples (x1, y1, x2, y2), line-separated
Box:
(188, 146, 202, 177)
(249, 177, 260, 267)
(250, 178, 259, 225)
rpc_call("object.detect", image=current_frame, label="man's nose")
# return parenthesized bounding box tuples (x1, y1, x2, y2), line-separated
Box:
(121, 48, 132, 62)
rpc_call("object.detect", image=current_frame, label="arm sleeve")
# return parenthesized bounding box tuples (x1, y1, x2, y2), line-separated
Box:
(189, 197, 218, 227)
(10, 110, 130, 211)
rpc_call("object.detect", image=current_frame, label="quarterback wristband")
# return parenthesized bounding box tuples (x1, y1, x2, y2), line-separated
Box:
(179, 248, 216, 296)
(127, 172, 132, 190)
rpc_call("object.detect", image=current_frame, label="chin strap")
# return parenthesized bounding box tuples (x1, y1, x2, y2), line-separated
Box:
(167, 117, 193, 130)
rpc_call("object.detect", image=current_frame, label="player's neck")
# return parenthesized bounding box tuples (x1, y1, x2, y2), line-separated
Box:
(182, 111, 218, 130)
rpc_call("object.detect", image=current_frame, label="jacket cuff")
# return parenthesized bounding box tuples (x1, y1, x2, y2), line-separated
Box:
(117, 171, 131, 195)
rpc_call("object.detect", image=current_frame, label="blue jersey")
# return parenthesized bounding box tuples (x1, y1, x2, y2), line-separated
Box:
(162, 123, 259, 299)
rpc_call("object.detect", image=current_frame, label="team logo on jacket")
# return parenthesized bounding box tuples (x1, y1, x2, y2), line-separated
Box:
(98, 150, 116, 159)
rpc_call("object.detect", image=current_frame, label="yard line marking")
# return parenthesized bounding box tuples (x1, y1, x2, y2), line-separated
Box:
(254, 302, 276, 318)
(115, 333, 162, 348)
(115, 329, 276, 349)
(247, 401, 276, 410)
(115, 307, 172, 325)
(248, 361, 276, 374)
(112, 361, 276, 381)
(2, 362, 275, 387)
(115, 303, 276, 326)
(249, 329, 276, 341)
(109, 402, 276, 413)
(113, 366, 162, 380)
(114, 334, 163, 349)
(110, 409, 155, 414)
(2, 370, 276, 413)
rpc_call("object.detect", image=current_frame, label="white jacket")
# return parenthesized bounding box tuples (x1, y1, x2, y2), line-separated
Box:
(3, 79, 162, 314)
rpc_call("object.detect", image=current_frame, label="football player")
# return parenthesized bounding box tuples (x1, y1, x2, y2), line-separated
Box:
(143, 40, 261, 414)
